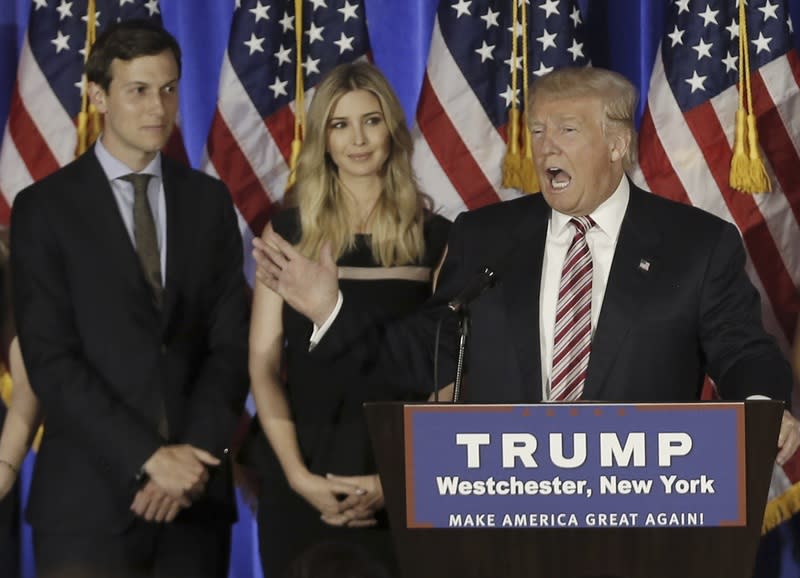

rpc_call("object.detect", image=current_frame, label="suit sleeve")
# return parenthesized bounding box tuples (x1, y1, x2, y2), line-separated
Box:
(700, 222, 793, 402)
(179, 183, 250, 456)
(11, 189, 163, 494)
(311, 214, 470, 399)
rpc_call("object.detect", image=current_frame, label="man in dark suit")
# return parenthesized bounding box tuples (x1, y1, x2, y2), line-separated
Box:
(255, 66, 800, 465)
(10, 20, 249, 578)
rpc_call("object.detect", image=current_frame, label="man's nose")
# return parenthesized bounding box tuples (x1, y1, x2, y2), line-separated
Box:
(148, 92, 166, 116)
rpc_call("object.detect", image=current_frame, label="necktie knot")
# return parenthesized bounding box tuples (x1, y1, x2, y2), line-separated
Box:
(570, 216, 595, 236)
(120, 173, 152, 197)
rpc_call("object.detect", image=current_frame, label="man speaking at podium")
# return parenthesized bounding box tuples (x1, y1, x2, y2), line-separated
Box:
(255, 67, 800, 465)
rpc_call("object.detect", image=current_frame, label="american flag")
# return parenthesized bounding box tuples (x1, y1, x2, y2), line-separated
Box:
(412, 0, 589, 219)
(203, 0, 369, 237)
(635, 0, 800, 355)
(0, 0, 187, 224)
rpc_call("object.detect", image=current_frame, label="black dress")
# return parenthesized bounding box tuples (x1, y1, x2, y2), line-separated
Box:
(256, 208, 450, 577)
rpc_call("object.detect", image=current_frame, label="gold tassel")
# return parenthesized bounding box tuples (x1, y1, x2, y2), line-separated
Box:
(502, 109, 521, 189)
(729, 109, 750, 191)
(285, 0, 305, 191)
(729, 0, 771, 194)
(746, 112, 771, 192)
(76, 0, 101, 156)
(762, 482, 800, 534)
(517, 0, 539, 194)
(501, 0, 522, 189)
(519, 144, 540, 194)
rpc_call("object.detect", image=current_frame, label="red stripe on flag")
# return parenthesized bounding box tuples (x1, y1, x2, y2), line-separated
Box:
(7, 83, 59, 182)
(416, 74, 500, 210)
(683, 102, 797, 341)
(750, 72, 800, 227)
(0, 193, 11, 225)
(789, 50, 800, 88)
(264, 105, 295, 166)
(207, 109, 274, 235)
(636, 108, 692, 205)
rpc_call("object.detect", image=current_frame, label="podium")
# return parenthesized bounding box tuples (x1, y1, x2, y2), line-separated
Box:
(364, 400, 782, 578)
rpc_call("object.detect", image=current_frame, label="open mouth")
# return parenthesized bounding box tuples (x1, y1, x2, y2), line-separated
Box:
(546, 167, 571, 190)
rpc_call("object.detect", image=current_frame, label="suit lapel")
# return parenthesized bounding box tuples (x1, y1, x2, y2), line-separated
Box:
(160, 158, 187, 323)
(501, 199, 549, 402)
(80, 152, 155, 299)
(584, 185, 662, 399)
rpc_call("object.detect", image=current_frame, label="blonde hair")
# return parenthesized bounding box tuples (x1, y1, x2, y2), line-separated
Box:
(291, 61, 427, 266)
(527, 67, 639, 169)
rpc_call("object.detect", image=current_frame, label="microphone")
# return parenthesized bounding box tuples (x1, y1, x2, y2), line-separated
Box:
(447, 267, 497, 313)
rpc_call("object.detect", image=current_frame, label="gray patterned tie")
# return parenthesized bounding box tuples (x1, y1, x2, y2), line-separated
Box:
(120, 173, 163, 309)
(120, 173, 168, 438)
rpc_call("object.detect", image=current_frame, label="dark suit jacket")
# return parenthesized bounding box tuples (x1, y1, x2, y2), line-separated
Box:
(10, 149, 250, 533)
(316, 182, 792, 404)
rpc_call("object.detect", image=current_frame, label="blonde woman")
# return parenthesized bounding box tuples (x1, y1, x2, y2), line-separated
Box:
(248, 62, 449, 576)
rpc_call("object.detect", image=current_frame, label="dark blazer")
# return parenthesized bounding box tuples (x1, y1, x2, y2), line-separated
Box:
(10, 149, 250, 533)
(317, 182, 792, 404)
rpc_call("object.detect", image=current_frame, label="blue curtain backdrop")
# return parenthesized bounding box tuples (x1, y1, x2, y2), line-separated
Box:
(2, 1, 800, 577)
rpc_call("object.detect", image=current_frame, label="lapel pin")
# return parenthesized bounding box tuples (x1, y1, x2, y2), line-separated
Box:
(638, 259, 651, 273)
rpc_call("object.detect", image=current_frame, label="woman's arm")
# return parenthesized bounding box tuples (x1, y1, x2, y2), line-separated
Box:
(0, 336, 42, 499)
(249, 231, 363, 522)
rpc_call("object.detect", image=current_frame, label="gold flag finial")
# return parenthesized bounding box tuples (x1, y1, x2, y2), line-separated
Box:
(729, 0, 771, 193)
(76, 0, 101, 157)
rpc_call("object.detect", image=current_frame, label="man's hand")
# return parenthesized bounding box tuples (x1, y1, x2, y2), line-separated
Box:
(143, 444, 219, 500)
(252, 226, 339, 326)
(777, 410, 800, 465)
(321, 473, 384, 528)
(288, 469, 365, 522)
(130, 480, 188, 522)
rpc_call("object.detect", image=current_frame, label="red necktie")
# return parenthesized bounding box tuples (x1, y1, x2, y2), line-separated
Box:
(550, 216, 595, 401)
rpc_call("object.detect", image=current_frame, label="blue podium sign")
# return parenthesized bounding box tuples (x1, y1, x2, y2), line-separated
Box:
(403, 403, 746, 529)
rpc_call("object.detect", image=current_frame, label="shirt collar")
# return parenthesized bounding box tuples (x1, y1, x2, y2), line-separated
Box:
(550, 175, 630, 244)
(93, 136, 163, 183)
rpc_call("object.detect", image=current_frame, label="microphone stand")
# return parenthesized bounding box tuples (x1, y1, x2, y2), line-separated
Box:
(452, 306, 470, 402)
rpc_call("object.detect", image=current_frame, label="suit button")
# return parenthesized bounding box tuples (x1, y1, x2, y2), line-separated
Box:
(160, 344, 167, 354)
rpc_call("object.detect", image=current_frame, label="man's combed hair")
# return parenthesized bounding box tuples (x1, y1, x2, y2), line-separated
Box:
(528, 67, 639, 168)
(85, 19, 182, 90)
(291, 61, 428, 267)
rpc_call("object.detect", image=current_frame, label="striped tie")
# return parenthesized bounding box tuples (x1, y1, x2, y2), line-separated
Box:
(550, 216, 595, 402)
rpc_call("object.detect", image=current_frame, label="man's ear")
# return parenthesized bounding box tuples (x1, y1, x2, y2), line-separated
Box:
(88, 82, 108, 113)
(609, 130, 631, 164)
